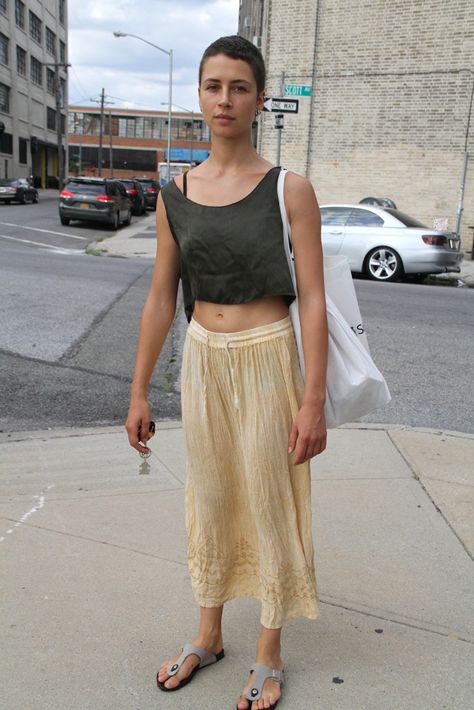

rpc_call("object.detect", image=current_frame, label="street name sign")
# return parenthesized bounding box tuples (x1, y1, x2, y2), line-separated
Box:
(284, 84, 312, 98)
(263, 97, 299, 113)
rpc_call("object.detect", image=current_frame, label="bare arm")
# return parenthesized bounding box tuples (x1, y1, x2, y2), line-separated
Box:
(284, 171, 328, 463)
(125, 191, 181, 453)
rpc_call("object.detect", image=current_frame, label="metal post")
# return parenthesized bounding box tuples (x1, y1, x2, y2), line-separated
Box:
(190, 111, 194, 164)
(166, 50, 173, 182)
(98, 88, 105, 177)
(109, 110, 113, 177)
(276, 71, 285, 166)
(455, 69, 474, 239)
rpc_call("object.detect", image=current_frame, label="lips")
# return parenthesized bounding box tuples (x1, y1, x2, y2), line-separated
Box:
(215, 114, 234, 120)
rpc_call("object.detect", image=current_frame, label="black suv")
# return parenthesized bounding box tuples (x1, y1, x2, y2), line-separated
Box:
(134, 176, 160, 210)
(116, 178, 146, 215)
(59, 177, 132, 229)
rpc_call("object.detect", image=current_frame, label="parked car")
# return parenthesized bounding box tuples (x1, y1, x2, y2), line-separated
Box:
(134, 176, 160, 210)
(320, 204, 462, 281)
(59, 177, 132, 228)
(0, 178, 38, 204)
(116, 178, 146, 215)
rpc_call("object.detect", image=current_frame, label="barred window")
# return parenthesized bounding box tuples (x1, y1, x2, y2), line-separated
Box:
(0, 33, 8, 66)
(47, 107, 56, 131)
(16, 45, 26, 76)
(59, 0, 65, 26)
(59, 40, 66, 63)
(46, 27, 56, 56)
(0, 82, 10, 113)
(47, 68, 55, 95)
(31, 56, 43, 85)
(29, 11, 42, 44)
(15, 1, 25, 30)
(0, 1, 7, 15)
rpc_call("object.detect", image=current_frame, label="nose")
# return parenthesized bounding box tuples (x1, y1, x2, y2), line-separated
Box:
(217, 88, 232, 107)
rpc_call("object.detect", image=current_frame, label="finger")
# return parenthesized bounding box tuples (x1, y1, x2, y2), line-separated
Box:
(288, 422, 298, 453)
(293, 438, 309, 465)
(138, 419, 151, 444)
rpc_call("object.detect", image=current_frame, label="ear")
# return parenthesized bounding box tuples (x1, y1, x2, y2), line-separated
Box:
(256, 90, 265, 112)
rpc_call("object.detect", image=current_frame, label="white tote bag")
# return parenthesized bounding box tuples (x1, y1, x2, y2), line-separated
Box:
(277, 169, 391, 428)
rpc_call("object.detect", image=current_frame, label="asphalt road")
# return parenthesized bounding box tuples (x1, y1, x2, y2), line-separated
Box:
(0, 197, 473, 434)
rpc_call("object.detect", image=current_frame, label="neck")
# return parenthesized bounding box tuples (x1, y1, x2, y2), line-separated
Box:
(207, 133, 260, 173)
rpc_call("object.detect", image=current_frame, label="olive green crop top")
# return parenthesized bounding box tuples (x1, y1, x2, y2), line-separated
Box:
(160, 166, 296, 323)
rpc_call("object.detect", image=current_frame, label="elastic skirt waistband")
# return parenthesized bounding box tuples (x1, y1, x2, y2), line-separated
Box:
(188, 315, 293, 348)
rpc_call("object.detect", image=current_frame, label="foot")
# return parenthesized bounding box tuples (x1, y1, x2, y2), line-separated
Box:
(236, 653, 284, 710)
(156, 633, 224, 690)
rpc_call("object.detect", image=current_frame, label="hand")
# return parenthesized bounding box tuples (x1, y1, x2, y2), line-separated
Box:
(125, 398, 153, 456)
(288, 403, 327, 465)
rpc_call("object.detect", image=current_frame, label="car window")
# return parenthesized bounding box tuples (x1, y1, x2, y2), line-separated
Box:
(383, 208, 428, 228)
(320, 207, 352, 226)
(65, 182, 105, 195)
(347, 209, 384, 227)
(108, 184, 118, 196)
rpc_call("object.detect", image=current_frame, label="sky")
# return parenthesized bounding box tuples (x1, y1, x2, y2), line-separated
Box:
(68, 0, 240, 114)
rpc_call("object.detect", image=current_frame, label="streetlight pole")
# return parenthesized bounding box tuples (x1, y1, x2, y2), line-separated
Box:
(113, 32, 173, 183)
(162, 102, 195, 164)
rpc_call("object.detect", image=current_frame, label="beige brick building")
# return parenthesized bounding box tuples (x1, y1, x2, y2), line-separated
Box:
(239, 0, 474, 250)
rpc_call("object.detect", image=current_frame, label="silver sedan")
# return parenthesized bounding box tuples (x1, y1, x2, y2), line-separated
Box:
(320, 204, 463, 281)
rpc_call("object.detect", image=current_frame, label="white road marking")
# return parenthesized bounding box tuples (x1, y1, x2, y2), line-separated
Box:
(0, 222, 88, 240)
(0, 484, 55, 543)
(0, 234, 84, 254)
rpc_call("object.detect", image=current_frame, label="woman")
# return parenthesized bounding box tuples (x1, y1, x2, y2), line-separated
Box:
(126, 35, 328, 710)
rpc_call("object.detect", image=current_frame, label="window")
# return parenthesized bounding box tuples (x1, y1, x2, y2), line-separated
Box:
(347, 209, 384, 227)
(0, 0, 7, 15)
(29, 11, 42, 44)
(0, 82, 10, 113)
(0, 131, 13, 154)
(47, 68, 55, 95)
(30, 56, 43, 85)
(16, 45, 26, 76)
(19, 137, 28, 164)
(384, 208, 428, 228)
(0, 33, 8, 66)
(47, 107, 56, 131)
(320, 207, 352, 226)
(59, 40, 66, 63)
(15, 1, 25, 30)
(59, 0, 65, 25)
(46, 28, 56, 56)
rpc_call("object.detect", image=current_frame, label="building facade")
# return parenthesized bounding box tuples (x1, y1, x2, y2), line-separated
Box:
(239, 0, 474, 249)
(67, 106, 211, 181)
(0, 0, 68, 186)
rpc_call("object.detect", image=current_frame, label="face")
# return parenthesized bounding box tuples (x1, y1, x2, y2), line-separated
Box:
(199, 54, 265, 136)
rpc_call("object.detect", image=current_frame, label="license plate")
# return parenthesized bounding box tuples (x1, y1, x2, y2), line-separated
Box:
(79, 202, 89, 209)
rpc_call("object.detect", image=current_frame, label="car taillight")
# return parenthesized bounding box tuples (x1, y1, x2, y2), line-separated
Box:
(422, 235, 447, 246)
(127, 189, 138, 196)
(60, 190, 74, 197)
(96, 194, 113, 202)
(146, 187, 156, 193)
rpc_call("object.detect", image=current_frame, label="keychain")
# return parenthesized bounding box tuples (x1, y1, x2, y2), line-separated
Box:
(138, 420, 156, 459)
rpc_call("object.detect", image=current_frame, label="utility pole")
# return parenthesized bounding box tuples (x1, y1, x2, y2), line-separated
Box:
(45, 58, 70, 189)
(276, 71, 285, 166)
(109, 110, 113, 177)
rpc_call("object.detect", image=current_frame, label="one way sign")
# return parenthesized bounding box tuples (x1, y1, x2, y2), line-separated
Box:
(263, 97, 299, 113)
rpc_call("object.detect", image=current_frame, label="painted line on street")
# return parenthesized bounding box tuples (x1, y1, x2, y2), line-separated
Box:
(0, 222, 88, 240)
(0, 234, 84, 254)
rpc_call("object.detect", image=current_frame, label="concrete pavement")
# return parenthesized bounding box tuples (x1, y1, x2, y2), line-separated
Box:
(1, 422, 473, 709)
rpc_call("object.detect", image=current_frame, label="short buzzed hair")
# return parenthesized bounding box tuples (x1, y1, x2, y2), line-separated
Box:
(199, 35, 266, 93)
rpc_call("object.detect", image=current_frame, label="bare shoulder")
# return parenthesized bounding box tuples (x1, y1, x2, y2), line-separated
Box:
(284, 171, 319, 218)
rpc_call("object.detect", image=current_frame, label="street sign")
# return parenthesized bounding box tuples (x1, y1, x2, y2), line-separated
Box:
(284, 84, 312, 98)
(263, 97, 299, 113)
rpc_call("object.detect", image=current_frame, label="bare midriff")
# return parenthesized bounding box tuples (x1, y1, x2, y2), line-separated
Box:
(193, 295, 290, 333)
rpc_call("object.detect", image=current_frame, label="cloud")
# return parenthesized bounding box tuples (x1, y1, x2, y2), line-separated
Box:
(68, 0, 240, 111)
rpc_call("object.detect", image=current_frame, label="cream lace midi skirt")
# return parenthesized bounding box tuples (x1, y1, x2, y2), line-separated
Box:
(181, 315, 319, 629)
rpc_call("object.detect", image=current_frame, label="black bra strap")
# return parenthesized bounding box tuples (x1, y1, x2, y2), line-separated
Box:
(182, 171, 187, 197)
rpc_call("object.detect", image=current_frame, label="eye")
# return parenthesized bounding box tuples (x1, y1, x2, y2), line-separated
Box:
(233, 85, 248, 93)
(205, 84, 219, 92)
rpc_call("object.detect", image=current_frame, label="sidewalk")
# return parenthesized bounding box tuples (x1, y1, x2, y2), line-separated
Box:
(1, 423, 473, 709)
(94, 215, 474, 287)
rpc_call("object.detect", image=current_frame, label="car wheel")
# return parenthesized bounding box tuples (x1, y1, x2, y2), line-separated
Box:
(123, 209, 132, 226)
(60, 215, 70, 225)
(19, 194, 26, 204)
(32, 195, 39, 204)
(364, 246, 403, 282)
(110, 211, 120, 230)
(5, 200, 11, 205)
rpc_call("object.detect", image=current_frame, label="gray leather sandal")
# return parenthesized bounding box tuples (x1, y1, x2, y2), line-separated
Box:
(156, 642, 225, 692)
(237, 663, 285, 709)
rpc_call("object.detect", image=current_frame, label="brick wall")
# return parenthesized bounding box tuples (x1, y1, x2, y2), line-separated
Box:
(247, 0, 474, 250)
